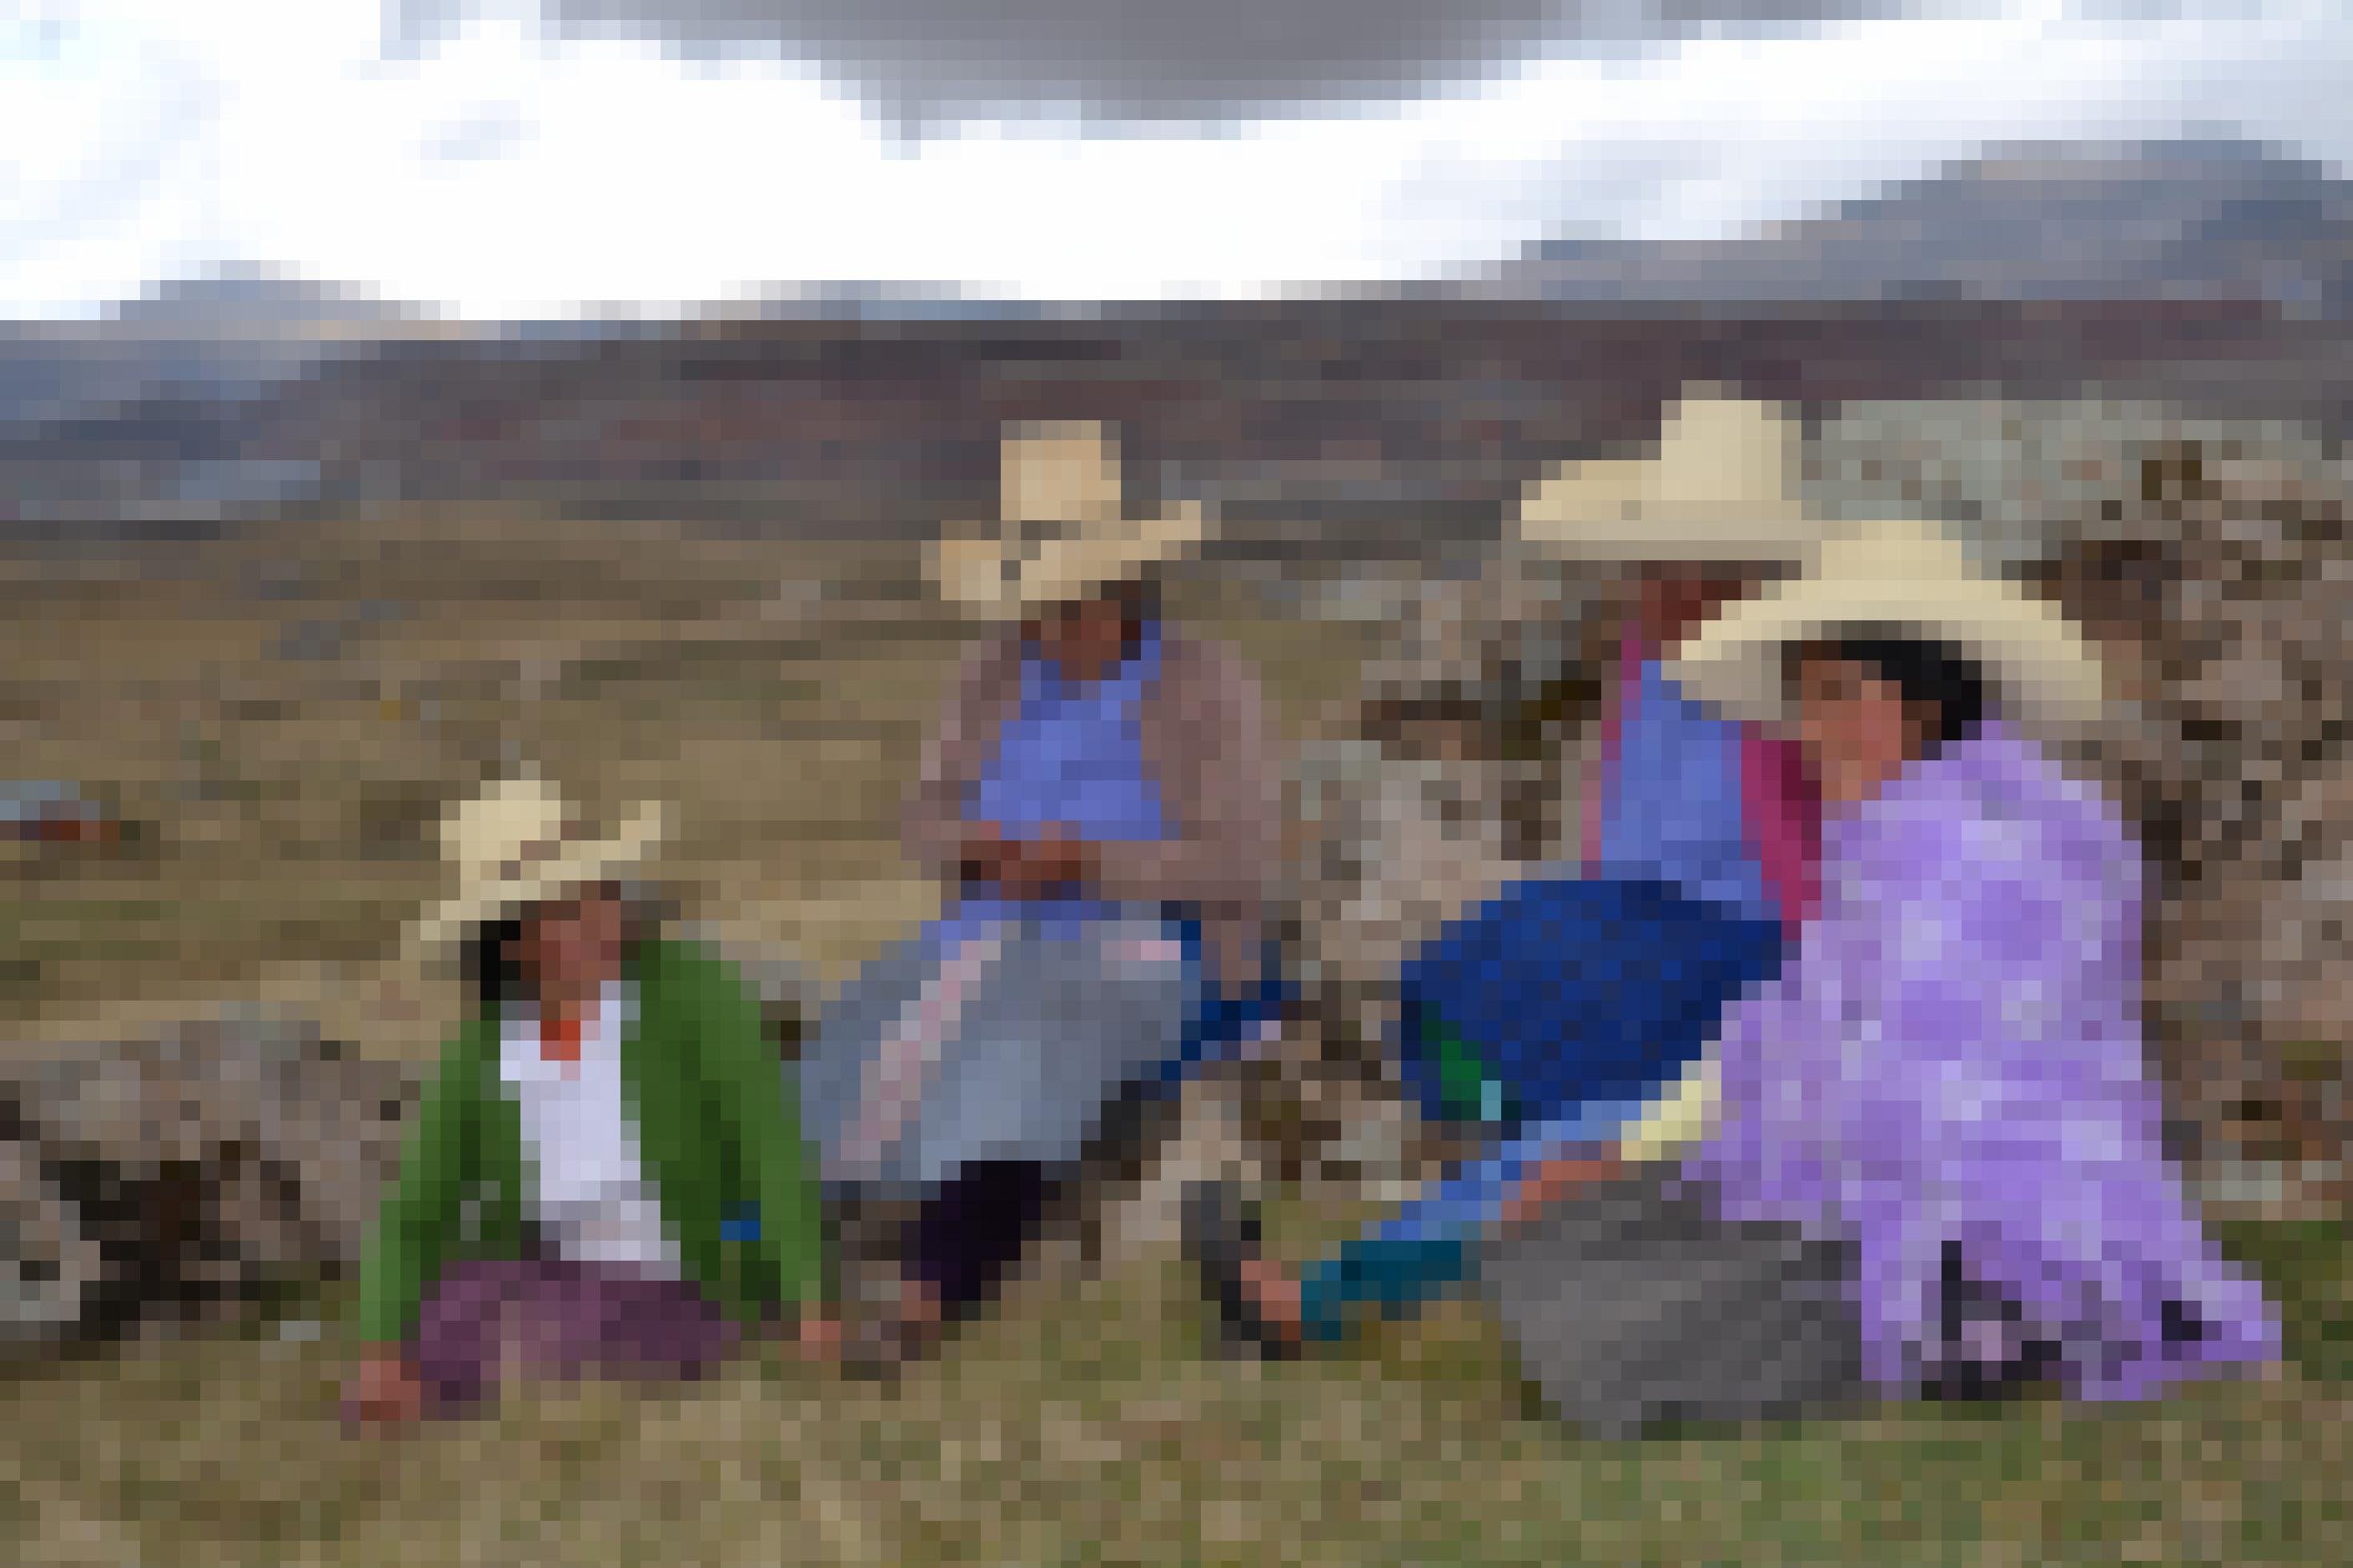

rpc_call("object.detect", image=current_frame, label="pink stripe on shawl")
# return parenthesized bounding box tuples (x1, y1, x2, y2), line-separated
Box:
(1741, 732, 1823, 933)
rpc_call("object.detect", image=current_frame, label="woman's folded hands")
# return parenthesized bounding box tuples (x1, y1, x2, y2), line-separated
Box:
(959, 822, 1097, 900)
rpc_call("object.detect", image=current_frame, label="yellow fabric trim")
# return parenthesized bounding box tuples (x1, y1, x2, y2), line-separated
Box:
(1616, 1054, 1721, 1163)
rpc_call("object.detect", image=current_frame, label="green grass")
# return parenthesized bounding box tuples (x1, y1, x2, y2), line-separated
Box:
(2217, 1220, 2353, 1384)
(1, 519, 2341, 1562)
(3, 1217, 2344, 1566)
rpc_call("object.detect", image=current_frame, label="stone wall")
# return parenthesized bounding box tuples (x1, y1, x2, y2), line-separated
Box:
(1798, 395, 2349, 1187)
(1291, 395, 2351, 1200)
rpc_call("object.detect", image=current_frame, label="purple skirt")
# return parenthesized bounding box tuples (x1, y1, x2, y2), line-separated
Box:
(406, 1258, 744, 1414)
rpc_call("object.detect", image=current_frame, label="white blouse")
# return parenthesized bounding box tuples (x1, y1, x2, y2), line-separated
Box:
(497, 981, 682, 1276)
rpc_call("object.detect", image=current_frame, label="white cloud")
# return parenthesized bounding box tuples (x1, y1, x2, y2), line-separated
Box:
(1381, 0, 2352, 263)
(0, 0, 2347, 317)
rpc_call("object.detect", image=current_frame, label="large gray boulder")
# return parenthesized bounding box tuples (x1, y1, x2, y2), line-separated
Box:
(2, 1008, 416, 1344)
(0, 1141, 105, 1345)
(1289, 540, 1611, 1061)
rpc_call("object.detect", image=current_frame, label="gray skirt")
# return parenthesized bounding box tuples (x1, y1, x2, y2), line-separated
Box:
(1479, 1169, 1871, 1438)
(795, 908, 1207, 1191)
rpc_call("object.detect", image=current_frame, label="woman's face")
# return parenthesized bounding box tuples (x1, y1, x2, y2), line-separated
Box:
(1791, 653, 1933, 810)
(1634, 563, 1770, 653)
(1028, 587, 1138, 684)
(509, 883, 626, 1004)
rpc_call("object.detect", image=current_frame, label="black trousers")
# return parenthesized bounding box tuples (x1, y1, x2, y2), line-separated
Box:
(901, 1161, 1062, 1318)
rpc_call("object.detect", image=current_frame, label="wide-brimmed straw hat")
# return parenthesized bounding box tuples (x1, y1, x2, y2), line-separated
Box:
(930, 421, 1209, 620)
(1516, 387, 1831, 566)
(406, 773, 669, 960)
(1662, 516, 2108, 728)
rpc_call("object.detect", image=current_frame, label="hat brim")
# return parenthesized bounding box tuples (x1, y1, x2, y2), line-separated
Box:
(1662, 569, 2108, 729)
(404, 800, 669, 964)
(931, 503, 1208, 620)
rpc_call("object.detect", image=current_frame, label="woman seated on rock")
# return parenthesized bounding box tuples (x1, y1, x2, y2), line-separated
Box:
(1192, 391, 1828, 1352)
(345, 776, 837, 1426)
(794, 422, 1283, 1369)
(1195, 519, 2281, 1432)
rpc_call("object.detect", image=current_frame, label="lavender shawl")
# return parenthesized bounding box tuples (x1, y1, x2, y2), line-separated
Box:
(1688, 722, 2281, 1402)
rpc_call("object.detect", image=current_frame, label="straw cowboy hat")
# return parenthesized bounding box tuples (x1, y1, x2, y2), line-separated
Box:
(407, 773, 669, 960)
(1663, 515, 2109, 728)
(1516, 387, 1830, 565)
(930, 421, 1209, 619)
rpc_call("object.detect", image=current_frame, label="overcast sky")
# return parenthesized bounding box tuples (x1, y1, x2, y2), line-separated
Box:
(1, 1, 2347, 319)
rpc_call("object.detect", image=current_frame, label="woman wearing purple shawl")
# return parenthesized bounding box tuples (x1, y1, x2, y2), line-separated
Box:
(1202, 513, 2281, 1435)
(1465, 520, 2281, 1433)
(1597, 516, 2282, 1416)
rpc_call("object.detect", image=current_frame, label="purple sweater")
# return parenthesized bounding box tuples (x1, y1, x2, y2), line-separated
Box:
(1689, 722, 2281, 1401)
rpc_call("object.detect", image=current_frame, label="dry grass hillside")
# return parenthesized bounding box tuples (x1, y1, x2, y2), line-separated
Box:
(0, 508, 1378, 1069)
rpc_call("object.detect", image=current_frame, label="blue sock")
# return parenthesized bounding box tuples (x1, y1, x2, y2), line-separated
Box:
(1297, 1233, 1477, 1344)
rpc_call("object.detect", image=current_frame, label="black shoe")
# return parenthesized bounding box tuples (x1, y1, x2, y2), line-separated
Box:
(1180, 1181, 1299, 1363)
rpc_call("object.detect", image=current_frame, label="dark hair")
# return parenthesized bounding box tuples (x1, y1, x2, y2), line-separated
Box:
(460, 915, 530, 1017)
(1116, 568, 1162, 608)
(1785, 627, 1993, 759)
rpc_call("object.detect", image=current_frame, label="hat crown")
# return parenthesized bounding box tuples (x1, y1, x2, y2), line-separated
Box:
(1000, 421, 1126, 528)
(933, 419, 1206, 617)
(444, 774, 576, 878)
(1516, 384, 1821, 560)
(1642, 394, 1802, 513)
(1806, 515, 1984, 583)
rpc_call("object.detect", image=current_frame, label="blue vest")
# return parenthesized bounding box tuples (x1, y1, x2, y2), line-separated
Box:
(948, 621, 1172, 940)
(1590, 658, 1777, 927)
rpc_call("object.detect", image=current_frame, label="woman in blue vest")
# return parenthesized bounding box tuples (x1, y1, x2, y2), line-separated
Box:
(1191, 390, 1837, 1354)
(797, 422, 1284, 1369)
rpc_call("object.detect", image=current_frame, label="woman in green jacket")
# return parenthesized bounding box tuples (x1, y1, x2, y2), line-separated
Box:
(346, 775, 836, 1425)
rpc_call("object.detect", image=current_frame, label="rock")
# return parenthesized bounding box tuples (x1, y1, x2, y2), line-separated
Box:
(0, 1141, 104, 1347)
(1090, 1077, 1263, 1268)
(1293, 739, 1521, 1057)
(1291, 543, 1610, 1062)
(1352, 543, 1604, 724)
(2002, 421, 2353, 1182)
(2, 1009, 416, 1341)
(1283, 397, 2353, 1191)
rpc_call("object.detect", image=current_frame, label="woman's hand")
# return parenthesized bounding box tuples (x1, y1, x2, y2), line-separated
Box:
(957, 822, 1014, 891)
(958, 820, 1096, 900)
(1020, 825, 1094, 896)
(788, 1307, 844, 1362)
(994, 825, 1097, 900)
(345, 1348, 426, 1427)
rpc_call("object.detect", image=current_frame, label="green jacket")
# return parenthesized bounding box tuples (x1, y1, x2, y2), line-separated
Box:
(356, 938, 828, 1345)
